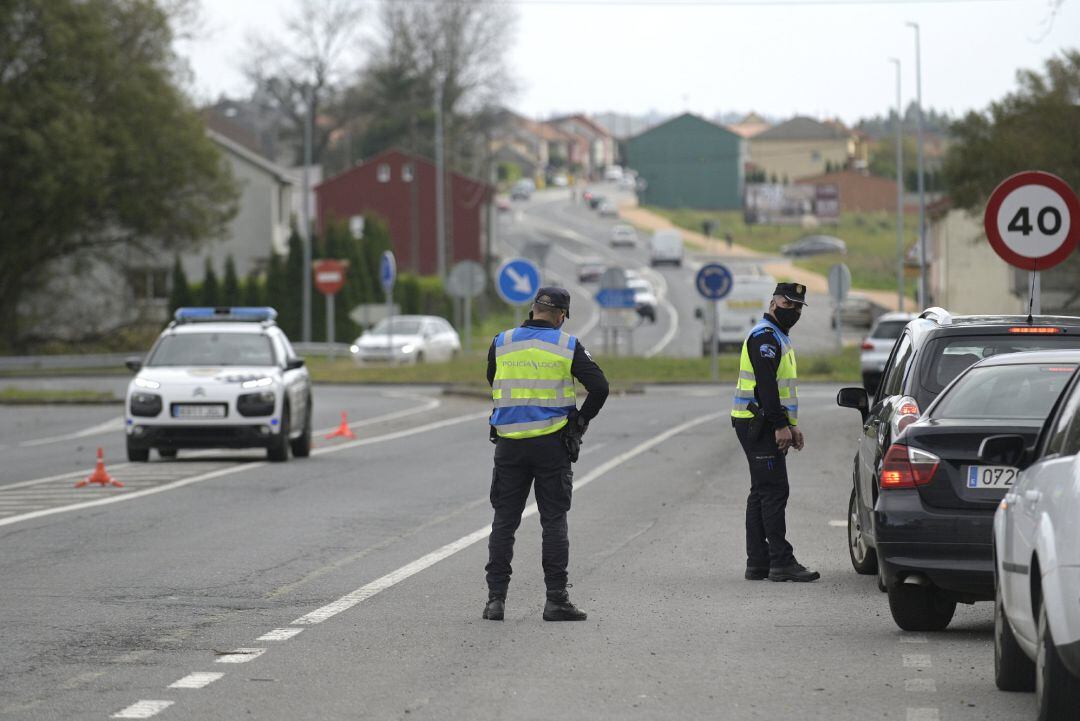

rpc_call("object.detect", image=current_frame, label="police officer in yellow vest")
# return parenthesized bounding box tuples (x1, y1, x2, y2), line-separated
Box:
(484, 287, 609, 621)
(732, 283, 820, 583)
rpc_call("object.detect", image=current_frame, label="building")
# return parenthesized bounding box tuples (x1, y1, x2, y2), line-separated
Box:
(795, 170, 903, 214)
(546, 114, 618, 178)
(726, 111, 771, 140)
(489, 109, 551, 183)
(749, 116, 861, 182)
(625, 113, 746, 210)
(315, 148, 494, 275)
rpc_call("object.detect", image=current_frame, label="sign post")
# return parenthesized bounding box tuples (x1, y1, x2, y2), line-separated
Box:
(313, 259, 348, 355)
(828, 263, 852, 348)
(379, 251, 397, 358)
(983, 171, 1080, 316)
(695, 263, 734, 381)
(446, 260, 486, 354)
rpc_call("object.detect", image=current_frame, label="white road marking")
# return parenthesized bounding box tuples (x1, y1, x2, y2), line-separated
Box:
(827, 520, 847, 527)
(111, 700, 174, 718)
(18, 416, 125, 447)
(169, 672, 224, 689)
(902, 654, 932, 668)
(900, 634, 928, 644)
(291, 410, 725, 626)
(214, 648, 265, 664)
(904, 679, 937, 692)
(256, 628, 304, 641)
(906, 709, 940, 721)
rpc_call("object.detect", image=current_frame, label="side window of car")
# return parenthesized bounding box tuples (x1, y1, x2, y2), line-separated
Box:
(1045, 383, 1080, 457)
(879, 333, 913, 399)
(269, 333, 289, 367)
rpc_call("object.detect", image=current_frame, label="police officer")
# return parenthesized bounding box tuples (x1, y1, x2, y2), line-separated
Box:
(483, 287, 609, 621)
(731, 283, 820, 583)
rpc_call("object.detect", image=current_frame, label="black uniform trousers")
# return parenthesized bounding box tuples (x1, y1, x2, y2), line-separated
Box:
(485, 432, 573, 595)
(733, 418, 796, 569)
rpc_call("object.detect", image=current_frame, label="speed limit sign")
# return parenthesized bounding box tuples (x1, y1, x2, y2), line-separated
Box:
(984, 171, 1080, 271)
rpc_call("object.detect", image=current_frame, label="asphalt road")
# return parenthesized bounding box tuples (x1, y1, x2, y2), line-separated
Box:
(0, 384, 1037, 721)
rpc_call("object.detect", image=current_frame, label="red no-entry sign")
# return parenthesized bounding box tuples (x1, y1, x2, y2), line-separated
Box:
(983, 171, 1080, 271)
(313, 259, 348, 296)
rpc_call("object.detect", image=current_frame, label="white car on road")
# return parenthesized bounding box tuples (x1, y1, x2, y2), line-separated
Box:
(124, 307, 312, 463)
(610, 224, 638, 248)
(351, 315, 461, 365)
(986, 352, 1080, 719)
(860, 312, 916, 392)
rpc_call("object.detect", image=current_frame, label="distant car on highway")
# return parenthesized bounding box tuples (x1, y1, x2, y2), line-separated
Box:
(496, 197, 511, 213)
(781, 235, 847, 257)
(860, 312, 916, 392)
(989, 356, 1080, 716)
(510, 180, 533, 201)
(598, 200, 618, 217)
(609, 224, 638, 248)
(649, 229, 683, 267)
(587, 193, 606, 210)
(351, 315, 461, 365)
(577, 260, 606, 283)
(626, 276, 657, 323)
(124, 307, 312, 464)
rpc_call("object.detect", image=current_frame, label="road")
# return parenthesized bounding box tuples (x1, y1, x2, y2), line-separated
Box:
(496, 186, 862, 358)
(0, 384, 1035, 720)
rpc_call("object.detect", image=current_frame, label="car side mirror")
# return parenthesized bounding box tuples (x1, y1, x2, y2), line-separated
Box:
(836, 386, 869, 423)
(694, 308, 703, 321)
(979, 434, 1028, 468)
(285, 358, 305, 371)
(125, 356, 143, 373)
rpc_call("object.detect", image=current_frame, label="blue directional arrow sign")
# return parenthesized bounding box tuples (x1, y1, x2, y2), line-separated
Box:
(496, 258, 541, 305)
(696, 263, 734, 300)
(379, 251, 397, 294)
(595, 287, 637, 309)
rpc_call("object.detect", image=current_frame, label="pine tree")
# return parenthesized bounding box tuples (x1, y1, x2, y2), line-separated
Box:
(278, 227, 305, 339)
(200, 257, 220, 306)
(266, 253, 288, 321)
(222, 255, 241, 306)
(242, 268, 264, 307)
(168, 255, 192, 316)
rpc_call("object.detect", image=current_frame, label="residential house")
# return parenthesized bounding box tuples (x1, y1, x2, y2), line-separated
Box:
(314, 148, 494, 276)
(726, 112, 771, 140)
(795, 170, 903, 214)
(625, 113, 746, 210)
(546, 114, 617, 178)
(749, 116, 861, 182)
(489, 109, 551, 183)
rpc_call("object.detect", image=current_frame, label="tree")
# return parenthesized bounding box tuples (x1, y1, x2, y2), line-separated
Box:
(265, 253, 289, 321)
(278, 228, 305, 338)
(0, 0, 236, 347)
(222, 255, 241, 306)
(242, 268, 264, 307)
(944, 49, 1080, 211)
(168, 256, 192, 316)
(200, 258, 220, 306)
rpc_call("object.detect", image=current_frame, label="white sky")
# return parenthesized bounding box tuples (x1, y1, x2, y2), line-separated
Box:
(176, 0, 1080, 124)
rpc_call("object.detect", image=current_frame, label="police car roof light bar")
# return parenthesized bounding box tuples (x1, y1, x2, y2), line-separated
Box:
(174, 307, 278, 323)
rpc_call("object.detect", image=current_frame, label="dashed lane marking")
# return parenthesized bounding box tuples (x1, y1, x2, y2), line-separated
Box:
(256, 628, 304, 641)
(900, 634, 929, 644)
(902, 654, 933, 668)
(906, 709, 940, 721)
(168, 672, 224, 689)
(904, 679, 937, 692)
(111, 700, 174, 718)
(827, 519, 847, 527)
(214, 648, 265, 664)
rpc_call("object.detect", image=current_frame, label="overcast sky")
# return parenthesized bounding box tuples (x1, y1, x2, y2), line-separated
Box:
(176, 0, 1079, 124)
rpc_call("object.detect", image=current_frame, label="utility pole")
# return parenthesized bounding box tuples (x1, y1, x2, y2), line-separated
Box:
(889, 57, 905, 312)
(301, 84, 313, 343)
(434, 71, 447, 280)
(907, 21, 927, 310)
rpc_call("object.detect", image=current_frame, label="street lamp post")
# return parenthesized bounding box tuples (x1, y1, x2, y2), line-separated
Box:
(434, 71, 447, 281)
(889, 58, 905, 312)
(301, 84, 313, 343)
(907, 21, 927, 310)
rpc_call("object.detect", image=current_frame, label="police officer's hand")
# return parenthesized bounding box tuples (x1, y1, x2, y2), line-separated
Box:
(774, 425, 793, 451)
(791, 426, 805, 451)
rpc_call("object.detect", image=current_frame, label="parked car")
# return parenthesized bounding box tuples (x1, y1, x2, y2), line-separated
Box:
(781, 235, 847, 257)
(836, 309, 1080, 628)
(830, 292, 883, 329)
(598, 200, 618, 217)
(577, 260, 606, 283)
(604, 165, 624, 182)
(350, 315, 461, 365)
(988, 356, 1080, 718)
(860, 312, 916, 392)
(649, 229, 683, 267)
(610, 225, 638, 247)
(496, 197, 511, 213)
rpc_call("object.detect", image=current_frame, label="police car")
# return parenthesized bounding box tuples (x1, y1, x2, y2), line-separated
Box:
(124, 307, 312, 463)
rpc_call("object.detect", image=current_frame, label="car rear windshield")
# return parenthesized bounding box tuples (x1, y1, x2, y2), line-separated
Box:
(871, 320, 908, 339)
(930, 364, 1077, 420)
(918, 334, 1080, 403)
(148, 333, 275, 367)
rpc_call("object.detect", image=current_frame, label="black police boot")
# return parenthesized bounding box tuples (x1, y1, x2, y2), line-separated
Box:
(768, 562, 821, 583)
(744, 566, 769, 581)
(483, 592, 505, 621)
(543, 588, 587, 622)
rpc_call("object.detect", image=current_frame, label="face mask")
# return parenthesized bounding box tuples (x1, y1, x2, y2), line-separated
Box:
(773, 306, 801, 331)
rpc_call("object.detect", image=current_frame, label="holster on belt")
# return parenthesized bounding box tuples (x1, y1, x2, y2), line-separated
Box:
(746, 401, 768, 442)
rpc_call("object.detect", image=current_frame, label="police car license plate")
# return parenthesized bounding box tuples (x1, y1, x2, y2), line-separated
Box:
(966, 465, 1018, 489)
(172, 404, 226, 419)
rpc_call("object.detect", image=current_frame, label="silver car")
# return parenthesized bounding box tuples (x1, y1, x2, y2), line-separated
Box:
(859, 311, 916, 391)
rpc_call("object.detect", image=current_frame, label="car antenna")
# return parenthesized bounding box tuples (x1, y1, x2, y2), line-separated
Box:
(1026, 260, 1037, 325)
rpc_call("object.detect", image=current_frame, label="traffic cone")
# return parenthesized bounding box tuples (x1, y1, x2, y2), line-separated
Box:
(75, 448, 124, 488)
(325, 411, 356, 440)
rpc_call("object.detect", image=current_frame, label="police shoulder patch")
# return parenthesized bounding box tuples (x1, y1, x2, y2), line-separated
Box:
(759, 344, 777, 359)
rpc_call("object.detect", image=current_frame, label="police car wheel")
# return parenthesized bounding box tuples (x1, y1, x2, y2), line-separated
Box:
(290, 400, 312, 459)
(126, 439, 149, 463)
(267, 406, 290, 463)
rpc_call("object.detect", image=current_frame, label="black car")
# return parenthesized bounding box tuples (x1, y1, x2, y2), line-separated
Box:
(836, 309, 1080, 629)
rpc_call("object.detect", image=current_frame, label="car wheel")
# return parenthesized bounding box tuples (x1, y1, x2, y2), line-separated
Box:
(1036, 596, 1080, 720)
(887, 582, 956, 631)
(415, 351, 425, 364)
(995, 579, 1035, 691)
(157, 448, 178, 460)
(126, 439, 149, 463)
(847, 486, 878, 575)
(267, 406, 290, 462)
(289, 399, 312, 459)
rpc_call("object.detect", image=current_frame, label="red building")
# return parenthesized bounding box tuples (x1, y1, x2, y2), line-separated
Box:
(315, 148, 494, 275)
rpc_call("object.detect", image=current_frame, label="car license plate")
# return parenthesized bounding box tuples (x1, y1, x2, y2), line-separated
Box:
(966, 465, 1018, 489)
(172, 404, 226, 419)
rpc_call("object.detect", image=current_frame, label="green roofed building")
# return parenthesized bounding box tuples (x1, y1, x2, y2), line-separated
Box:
(626, 113, 746, 210)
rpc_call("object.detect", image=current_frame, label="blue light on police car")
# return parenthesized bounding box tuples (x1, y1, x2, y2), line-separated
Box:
(174, 307, 278, 322)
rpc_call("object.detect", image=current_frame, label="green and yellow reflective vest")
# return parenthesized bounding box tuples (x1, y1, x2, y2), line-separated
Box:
(490, 326, 578, 439)
(731, 318, 799, 426)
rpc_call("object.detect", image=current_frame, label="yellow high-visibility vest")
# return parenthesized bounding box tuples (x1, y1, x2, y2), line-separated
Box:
(490, 327, 578, 439)
(731, 318, 799, 426)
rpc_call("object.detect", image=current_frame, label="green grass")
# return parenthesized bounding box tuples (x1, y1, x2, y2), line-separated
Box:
(0, 387, 119, 404)
(649, 207, 919, 295)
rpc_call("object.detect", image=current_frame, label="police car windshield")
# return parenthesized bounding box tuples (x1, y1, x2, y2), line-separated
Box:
(930, 364, 1076, 421)
(147, 333, 276, 367)
(369, 319, 423, 336)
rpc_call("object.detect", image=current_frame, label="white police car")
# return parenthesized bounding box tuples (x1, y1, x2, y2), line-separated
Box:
(124, 308, 312, 463)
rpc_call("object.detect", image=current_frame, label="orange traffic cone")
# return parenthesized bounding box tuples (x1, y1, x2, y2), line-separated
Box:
(75, 447, 124, 488)
(324, 411, 356, 440)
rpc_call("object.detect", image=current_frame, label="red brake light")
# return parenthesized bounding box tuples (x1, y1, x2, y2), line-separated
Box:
(880, 444, 940, 489)
(1009, 327, 1061, 334)
(861, 340, 874, 350)
(898, 401, 920, 416)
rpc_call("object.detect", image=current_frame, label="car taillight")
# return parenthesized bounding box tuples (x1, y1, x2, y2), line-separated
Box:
(898, 400, 920, 416)
(880, 443, 940, 489)
(861, 340, 874, 350)
(1009, 327, 1061, 334)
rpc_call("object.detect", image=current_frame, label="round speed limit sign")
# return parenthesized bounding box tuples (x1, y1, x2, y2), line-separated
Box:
(984, 171, 1080, 270)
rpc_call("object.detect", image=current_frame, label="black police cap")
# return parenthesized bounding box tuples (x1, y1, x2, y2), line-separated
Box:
(534, 286, 571, 318)
(774, 282, 808, 306)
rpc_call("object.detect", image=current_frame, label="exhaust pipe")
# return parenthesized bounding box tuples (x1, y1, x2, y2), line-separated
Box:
(902, 573, 930, 586)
